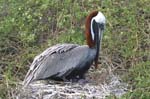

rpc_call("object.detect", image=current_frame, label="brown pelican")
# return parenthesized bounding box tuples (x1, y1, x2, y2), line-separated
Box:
(23, 11, 106, 87)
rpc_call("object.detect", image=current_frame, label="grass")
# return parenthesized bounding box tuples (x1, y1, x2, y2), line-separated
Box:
(0, 0, 149, 98)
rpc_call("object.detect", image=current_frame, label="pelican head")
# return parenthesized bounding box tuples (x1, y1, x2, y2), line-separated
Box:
(85, 11, 106, 68)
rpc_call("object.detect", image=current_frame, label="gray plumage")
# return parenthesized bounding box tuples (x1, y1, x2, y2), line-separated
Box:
(23, 44, 96, 87)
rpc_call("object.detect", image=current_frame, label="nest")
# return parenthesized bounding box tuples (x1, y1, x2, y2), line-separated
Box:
(13, 68, 128, 99)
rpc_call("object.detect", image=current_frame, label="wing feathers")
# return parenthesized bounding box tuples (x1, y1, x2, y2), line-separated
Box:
(23, 44, 79, 86)
(23, 44, 95, 87)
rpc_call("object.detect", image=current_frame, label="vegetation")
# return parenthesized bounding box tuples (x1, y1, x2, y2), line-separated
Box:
(0, 0, 149, 98)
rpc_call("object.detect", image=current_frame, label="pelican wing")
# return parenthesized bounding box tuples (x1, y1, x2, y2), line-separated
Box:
(23, 44, 94, 86)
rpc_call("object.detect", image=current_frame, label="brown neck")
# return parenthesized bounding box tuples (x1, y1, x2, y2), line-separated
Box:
(85, 11, 98, 48)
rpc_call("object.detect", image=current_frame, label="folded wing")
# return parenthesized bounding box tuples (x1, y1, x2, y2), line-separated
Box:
(23, 44, 95, 86)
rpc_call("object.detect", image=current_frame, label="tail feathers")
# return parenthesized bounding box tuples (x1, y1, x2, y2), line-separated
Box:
(23, 74, 34, 87)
